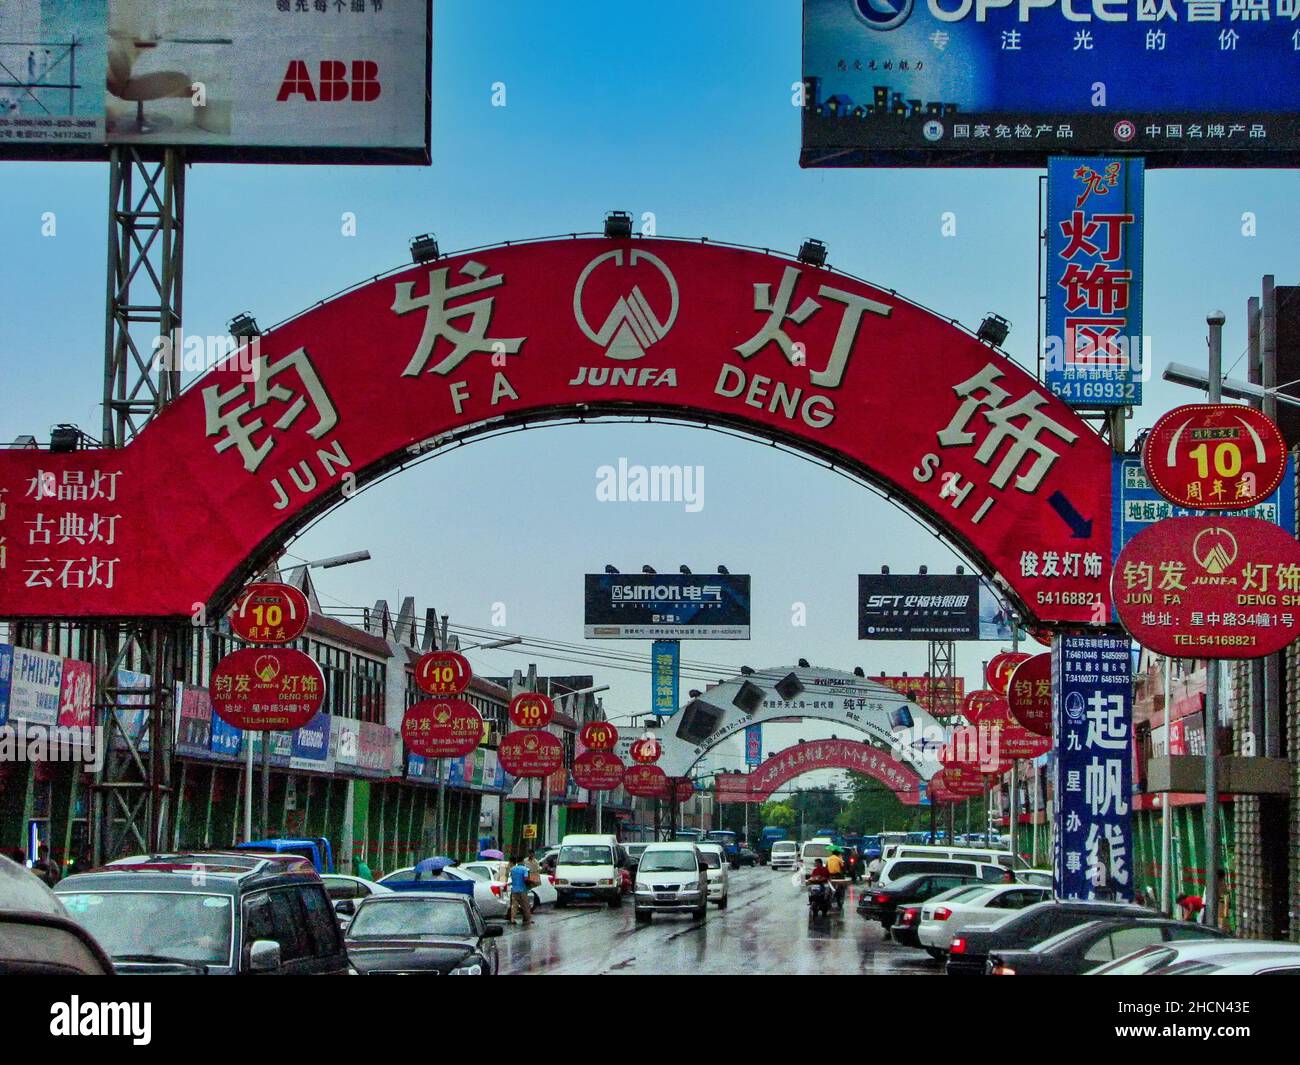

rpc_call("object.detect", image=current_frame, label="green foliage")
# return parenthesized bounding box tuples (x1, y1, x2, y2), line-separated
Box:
(758, 801, 795, 829)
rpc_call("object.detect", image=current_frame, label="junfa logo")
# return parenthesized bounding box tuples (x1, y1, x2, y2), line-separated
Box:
(851, 0, 914, 31)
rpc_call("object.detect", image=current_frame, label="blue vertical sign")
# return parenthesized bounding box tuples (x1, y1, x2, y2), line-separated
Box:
(1053, 635, 1134, 902)
(651, 640, 679, 716)
(744, 725, 762, 767)
(1046, 157, 1144, 408)
(0, 644, 12, 726)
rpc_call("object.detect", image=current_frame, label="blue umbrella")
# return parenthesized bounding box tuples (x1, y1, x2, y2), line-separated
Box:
(478, 849, 505, 861)
(413, 856, 454, 877)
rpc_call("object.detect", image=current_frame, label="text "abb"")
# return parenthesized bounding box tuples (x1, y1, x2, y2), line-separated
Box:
(277, 60, 381, 102)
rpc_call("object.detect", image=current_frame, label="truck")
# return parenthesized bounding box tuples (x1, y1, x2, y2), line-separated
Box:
(757, 826, 788, 865)
(233, 837, 334, 874)
(703, 829, 740, 867)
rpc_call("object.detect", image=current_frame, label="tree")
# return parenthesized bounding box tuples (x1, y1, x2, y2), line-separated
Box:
(758, 801, 795, 830)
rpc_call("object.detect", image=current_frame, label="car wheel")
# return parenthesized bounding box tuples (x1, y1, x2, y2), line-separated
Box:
(608, 893, 622, 908)
(555, 894, 569, 908)
(635, 910, 651, 925)
(529, 891, 541, 909)
(716, 896, 728, 909)
(925, 947, 945, 961)
(695, 905, 708, 922)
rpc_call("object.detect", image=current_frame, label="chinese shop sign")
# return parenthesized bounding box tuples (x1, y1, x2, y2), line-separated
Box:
(622, 764, 670, 799)
(497, 729, 563, 778)
(1112, 516, 1300, 659)
(414, 650, 473, 696)
(508, 692, 554, 729)
(229, 582, 311, 644)
(401, 698, 483, 759)
(651, 640, 680, 713)
(0, 238, 1114, 628)
(572, 749, 625, 791)
(985, 651, 1031, 696)
(1052, 635, 1133, 902)
(579, 721, 619, 750)
(1006, 653, 1052, 737)
(1046, 157, 1144, 408)
(209, 647, 325, 732)
(1143, 404, 1287, 511)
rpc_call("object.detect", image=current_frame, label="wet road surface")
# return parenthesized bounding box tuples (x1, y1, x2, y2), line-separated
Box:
(496, 866, 945, 975)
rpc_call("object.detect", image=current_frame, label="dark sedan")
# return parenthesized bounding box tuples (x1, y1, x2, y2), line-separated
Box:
(946, 899, 1154, 975)
(858, 872, 984, 929)
(345, 892, 502, 975)
(986, 918, 1227, 976)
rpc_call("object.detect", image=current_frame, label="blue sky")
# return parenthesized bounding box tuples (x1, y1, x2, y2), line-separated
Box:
(2, 1, 1297, 771)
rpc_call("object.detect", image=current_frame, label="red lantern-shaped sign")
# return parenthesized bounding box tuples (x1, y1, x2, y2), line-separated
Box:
(413, 650, 472, 696)
(629, 737, 661, 764)
(985, 652, 1031, 695)
(209, 647, 324, 732)
(962, 689, 1010, 726)
(1144, 403, 1287, 510)
(401, 698, 483, 759)
(579, 721, 619, 751)
(997, 721, 1053, 761)
(1006, 653, 1052, 737)
(509, 692, 555, 729)
(671, 777, 695, 804)
(572, 750, 625, 791)
(229, 582, 311, 644)
(497, 729, 564, 777)
(940, 765, 986, 797)
(623, 764, 669, 798)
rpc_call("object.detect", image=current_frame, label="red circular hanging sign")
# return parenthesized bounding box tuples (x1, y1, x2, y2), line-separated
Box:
(1006, 653, 1052, 737)
(940, 765, 986, 797)
(629, 737, 661, 764)
(229, 582, 311, 644)
(579, 721, 619, 750)
(209, 647, 324, 732)
(671, 777, 695, 804)
(1113, 516, 1300, 659)
(508, 692, 555, 729)
(497, 729, 564, 777)
(1143, 403, 1287, 511)
(401, 698, 483, 759)
(572, 750, 625, 791)
(413, 650, 472, 696)
(623, 764, 669, 798)
(962, 689, 1010, 726)
(985, 652, 1031, 695)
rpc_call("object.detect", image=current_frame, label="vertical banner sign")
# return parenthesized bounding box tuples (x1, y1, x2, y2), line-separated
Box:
(745, 724, 763, 767)
(1053, 635, 1133, 902)
(651, 640, 680, 716)
(1046, 158, 1144, 408)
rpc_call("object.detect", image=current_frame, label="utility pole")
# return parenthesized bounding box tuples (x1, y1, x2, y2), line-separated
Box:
(1203, 309, 1225, 930)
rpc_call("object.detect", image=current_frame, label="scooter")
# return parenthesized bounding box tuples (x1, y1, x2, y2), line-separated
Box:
(808, 880, 833, 919)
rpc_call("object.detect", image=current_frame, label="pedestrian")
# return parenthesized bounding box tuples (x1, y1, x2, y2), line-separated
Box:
(507, 854, 533, 926)
(355, 855, 373, 882)
(1176, 892, 1204, 922)
(32, 844, 60, 885)
(527, 850, 543, 888)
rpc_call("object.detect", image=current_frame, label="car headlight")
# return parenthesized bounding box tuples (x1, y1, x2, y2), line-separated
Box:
(449, 960, 485, 976)
(554, 878, 569, 886)
(636, 886, 653, 894)
(598, 879, 614, 886)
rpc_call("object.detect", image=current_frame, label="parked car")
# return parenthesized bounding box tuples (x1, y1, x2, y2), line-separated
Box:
(859, 872, 987, 930)
(233, 837, 333, 874)
(946, 899, 1154, 975)
(0, 853, 114, 976)
(633, 843, 709, 924)
(345, 892, 502, 975)
(460, 860, 557, 909)
(875, 856, 1006, 888)
(1015, 869, 1054, 888)
(623, 842, 650, 871)
(867, 843, 1022, 883)
(917, 883, 1052, 958)
(770, 840, 799, 872)
(734, 847, 759, 867)
(1088, 938, 1300, 976)
(378, 864, 509, 919)
(987, 918, 1227, 976)
(696, 842, 730, 908)
(55, 851, 348, 974)
(320, 874, 392, 931)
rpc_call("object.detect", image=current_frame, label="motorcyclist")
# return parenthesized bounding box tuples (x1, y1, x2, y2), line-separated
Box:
(825, 848, 846, 910)
(806, 858, 831, 915)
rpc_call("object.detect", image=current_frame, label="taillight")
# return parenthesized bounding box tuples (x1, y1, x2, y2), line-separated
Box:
(951, 937, 967, 954)
(900, 907, 918, 925)
(934, 907, 952, 920)
(874, 893, 889, 903)
(490, 884, 502, 896)
(991, 964, 1016, 976)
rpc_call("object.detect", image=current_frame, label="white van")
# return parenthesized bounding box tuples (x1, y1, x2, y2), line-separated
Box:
(867, 844, 1021, 883)
(799, 837, 836, 880)
(876, 855, 1007, 888)
(770, 840, 799, 871)
(696, 842, 730, 908)
(554, 834, 623, 908)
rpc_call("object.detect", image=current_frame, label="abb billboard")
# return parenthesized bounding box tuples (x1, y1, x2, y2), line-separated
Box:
(0, 238, 1112, 625)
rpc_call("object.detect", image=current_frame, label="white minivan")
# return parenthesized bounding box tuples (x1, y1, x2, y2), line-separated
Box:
(770, 840, 799, 871)
(696, 842, 730, 908)
(554, 834, 623, 908)
(799, 837, 836, 880)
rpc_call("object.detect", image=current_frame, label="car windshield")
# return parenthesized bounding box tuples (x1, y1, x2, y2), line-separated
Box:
(625, 845, 648, 858)
(559, 845, 612, 866)
(348, 897, 474, 938)
(639, 849, 697, 872)
(934, 885, 992, 905)
(59, 891, 233, 965)
(803, 844, 830, 858)
(773, 843, 796, 853)
(699, 852, 722, 869)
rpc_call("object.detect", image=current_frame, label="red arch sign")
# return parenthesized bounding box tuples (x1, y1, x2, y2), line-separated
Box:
(715, 739, 924, 804)
(0, 237, 1112, 622)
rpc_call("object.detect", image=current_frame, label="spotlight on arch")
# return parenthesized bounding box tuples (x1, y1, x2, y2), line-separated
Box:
(717, 565, 730, 575)
(604, 564, 619, 574)
(853, 667, 865, 678)
(679, 565, 691, 575)
(797, 658, 810, 668)
(740, 666, 755, 676)
(409, 233, 440, 263)
(642, 565, 656, 575)
(228, 312, 260, 339)
(604, 210, 633, 239)
(797, 238, 827, 267)
(977, 313, 1011, 348)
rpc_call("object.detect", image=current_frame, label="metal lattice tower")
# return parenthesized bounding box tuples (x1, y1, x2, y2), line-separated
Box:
(928, 640, 958, 719)
(102, 147, 185, 448)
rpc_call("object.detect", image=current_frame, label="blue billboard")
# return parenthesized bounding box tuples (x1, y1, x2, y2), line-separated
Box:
(802, 0, 1300, 165)
(651, 640, 681, 715)
(745, 724, 763, 766)
(1046, 157, 1144, 407)
(0, 644, 11, 726)
(1052, 635, 1134, 901)
(210, 710, 244, 760)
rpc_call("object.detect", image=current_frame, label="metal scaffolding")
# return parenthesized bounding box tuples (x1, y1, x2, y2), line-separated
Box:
(102, 147, 185, 448)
